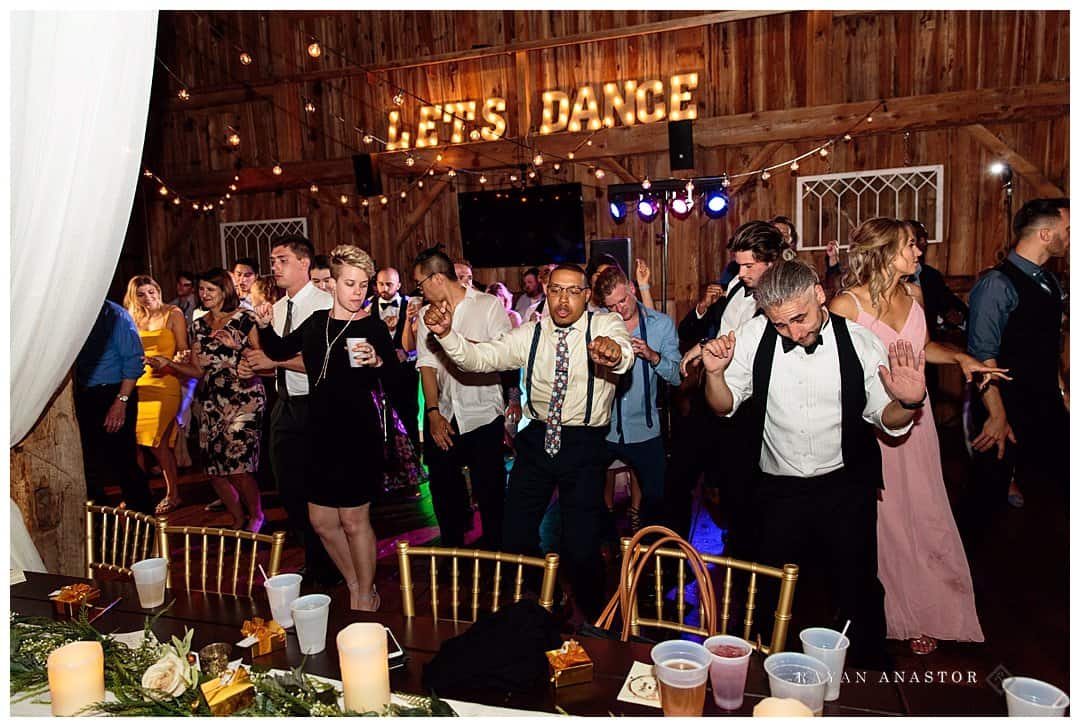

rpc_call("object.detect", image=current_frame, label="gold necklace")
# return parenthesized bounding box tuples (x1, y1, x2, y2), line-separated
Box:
(317, 305, 360, 386)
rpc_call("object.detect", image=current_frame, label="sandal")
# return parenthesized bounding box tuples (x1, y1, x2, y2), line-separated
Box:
(910, 636, 938, 655)
(627, 505, 642, 534)
(155, 497, 182, 515)
(352, 586, 381, 612)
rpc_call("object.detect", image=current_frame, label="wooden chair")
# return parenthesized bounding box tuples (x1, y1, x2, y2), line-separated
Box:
(619, 535, 799, 654)
(85, 501, 165, 578)
(396, 541, 559, 622)
(158, 525, 286, 597)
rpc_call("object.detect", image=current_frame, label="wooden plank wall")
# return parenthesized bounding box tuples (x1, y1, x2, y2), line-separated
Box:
(135, 10, 1069, 324)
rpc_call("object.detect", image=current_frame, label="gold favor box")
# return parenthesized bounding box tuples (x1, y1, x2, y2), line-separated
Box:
(546, 640, 593, 688)
(200, 666, 255, 716)
(50, 583, 102, 619)
(240, 617, 286, 658)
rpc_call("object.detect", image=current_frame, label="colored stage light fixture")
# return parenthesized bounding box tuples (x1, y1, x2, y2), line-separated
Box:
(703, 189, 730, 219)
(669, 195, 693, 220)
(609, 199, 627, 223)
(637, 196, 660, 223)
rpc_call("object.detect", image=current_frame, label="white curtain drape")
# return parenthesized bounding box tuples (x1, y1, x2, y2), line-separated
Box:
(10, 10, 158, 446)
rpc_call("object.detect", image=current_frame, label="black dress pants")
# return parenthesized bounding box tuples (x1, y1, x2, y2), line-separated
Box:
(502, 421, 608, 621)
(424, 415, 506, 550)
(270, 395, 335, 582)
(755, 468, 888, 669)
(74, 383, 153, 514)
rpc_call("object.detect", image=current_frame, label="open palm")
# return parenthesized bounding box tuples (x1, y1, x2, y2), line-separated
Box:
(878, 340, 926, 404)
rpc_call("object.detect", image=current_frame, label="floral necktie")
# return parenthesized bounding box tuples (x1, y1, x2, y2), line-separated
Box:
(544, 328, 571, 457)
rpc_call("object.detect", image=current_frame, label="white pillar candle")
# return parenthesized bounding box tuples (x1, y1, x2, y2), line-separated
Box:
(47, 641, 105, 716)
(337, 623, 389, 714)
(752, 696, 815, 717)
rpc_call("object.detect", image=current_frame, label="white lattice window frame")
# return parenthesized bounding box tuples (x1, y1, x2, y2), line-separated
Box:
(795, 165, 944, 250)
(219, 217, 309, 271)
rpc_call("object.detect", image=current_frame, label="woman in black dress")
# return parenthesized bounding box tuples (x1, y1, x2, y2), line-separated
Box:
(254, 245, 395, 611)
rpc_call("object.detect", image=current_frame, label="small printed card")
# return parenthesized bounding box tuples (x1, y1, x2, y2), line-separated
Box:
(11, 568, 26, 586)
(617, 660, 661, 709)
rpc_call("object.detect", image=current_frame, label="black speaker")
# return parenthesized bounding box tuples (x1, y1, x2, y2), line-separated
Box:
(590, 238, 632, 279)
(668, 119, 695, 171)
(352, 154, 382, 196)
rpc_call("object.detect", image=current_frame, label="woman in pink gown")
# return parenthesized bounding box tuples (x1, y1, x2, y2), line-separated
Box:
(829, 218, 1003, 654)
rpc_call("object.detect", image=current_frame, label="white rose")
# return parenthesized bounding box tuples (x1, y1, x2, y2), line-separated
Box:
(141, 651, 191, 697)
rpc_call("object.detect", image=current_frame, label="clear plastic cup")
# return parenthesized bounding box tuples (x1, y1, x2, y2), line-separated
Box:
(763, 652, 829, 716)
(799, 627, 850, 701)
(1002, 677, 1069, 716)
(264, 573, 302, 628)
(651, 640, 712, 716)
(346, 337, 370, 367)
(290, 594, 332, 654)
(131, 558, 167, 608)
(703, 634, 753, 710)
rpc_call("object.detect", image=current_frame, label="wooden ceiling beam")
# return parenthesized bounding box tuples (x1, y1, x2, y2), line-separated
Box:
(963, 124, 1066, 198)
(727, 142, 785, 197)
(166, 10, 787, 107)
(391, 177, 452, 253)
(165, 82, 1068, 197)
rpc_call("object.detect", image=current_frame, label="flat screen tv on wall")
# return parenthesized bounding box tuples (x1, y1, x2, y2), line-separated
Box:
(458, 182, 586, 267)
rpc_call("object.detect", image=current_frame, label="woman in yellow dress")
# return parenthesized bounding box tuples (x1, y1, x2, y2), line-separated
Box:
(124, 275, 188, 515)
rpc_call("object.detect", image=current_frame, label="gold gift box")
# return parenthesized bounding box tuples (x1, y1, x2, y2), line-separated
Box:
(240, 617, 286, 658)
(50, 583, 102, 619)
(200, 666, 255, 716)
(546, 639, 593, 688)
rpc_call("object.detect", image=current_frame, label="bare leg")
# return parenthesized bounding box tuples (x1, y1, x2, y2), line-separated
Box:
(209, 476, 244, 528)
(230, 473, 264, 532)
(308, 503, 361, 606)
(340, 504, 378, 611)
(152, 424, 181, 510)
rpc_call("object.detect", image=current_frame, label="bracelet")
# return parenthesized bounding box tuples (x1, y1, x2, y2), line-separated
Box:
(425, 406, 441, 414)
(898, 391, 927, 410)
(638, 283, 651, 291)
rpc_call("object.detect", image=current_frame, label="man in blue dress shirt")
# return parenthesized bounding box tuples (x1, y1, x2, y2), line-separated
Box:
(74, 299, 154, 513)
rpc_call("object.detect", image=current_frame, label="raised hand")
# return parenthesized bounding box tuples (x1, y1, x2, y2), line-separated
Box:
(825, 240, 840, 266)
(879, 340, 927, 405)
(698, 284, 724, 314)
(588, 336, 623, 367)
(701, 332, 736, 374)
(680, 344, 704, 376)
(423, 301, 452, 337)
(252, 303, 274, 328)
(956, 353, 1012, 391)
(635, 258, 651, 286)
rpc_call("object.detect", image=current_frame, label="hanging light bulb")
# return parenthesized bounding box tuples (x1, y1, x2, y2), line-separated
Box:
(594, 168, 605, 179)
(143, 168, 154, 177)
(447, 169, 457, 177)
(685, 180, 695, 198)
(509, 174, 518, 182)
(272, 163, 283, 176)
(405, 155, 416, 167)
(177, 88, 190, 101)
(790, 160, 800, 171)
(528, 170, 537, 179)
(229, 183, 238, 191)
(553, 163, 561, 171)
(865, 114, 873, 123)
(307, 41, 322, 58)
(417, 179, 424, 188)
(310, 183, 319, 193)
(192, 202, 200, 211)
(218, 199, 225, 206)
(392, 89, 405, 106)
(819, 146, 830, 157)
(843, 133, 853, 142)
(234, 175, 240, 182)
(567, 152, 575, 160)
(304, 100, 316, 113)
(158, 185, 169, 196)
(586, 139, 593, 146)
(469, 129, 481, 141)
(533, 152, 544, 166)
(362, 198, 370, 207)
(400, 189, 408, 199)
(479, 175, 487, 184)
(362, 133, 373, 144)
(225, 193, 231, 199)
(721, 174, 731, 189)
(761, 169, 771, 181)
(173, 197, 181, 205)
(435, 153, 443, 162)
(340, 194, 349, 205)
(642, 177, 652, 191)
(227, 132, 241, 147)
(239, 52, 253, 65)
(380, 195, 389, 205)
(428, 168, 435, 176)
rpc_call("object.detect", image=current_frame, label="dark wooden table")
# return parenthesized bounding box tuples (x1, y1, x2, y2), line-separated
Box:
(12, 572, 909, 716)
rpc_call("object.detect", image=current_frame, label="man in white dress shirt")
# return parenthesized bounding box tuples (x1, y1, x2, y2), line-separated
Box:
(424, 263, 632, 621)
(413, 250, 515, 550)
(232, 257, 259, 310)
(242, 235, 335, 584)
(702, 260, 926, 668)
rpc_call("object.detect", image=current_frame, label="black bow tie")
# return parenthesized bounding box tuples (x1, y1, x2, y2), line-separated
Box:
(781, 336, 824, 355)
(380, 300, 400, 311)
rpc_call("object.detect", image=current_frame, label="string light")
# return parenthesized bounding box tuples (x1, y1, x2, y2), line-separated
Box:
(400, 189, 408, 199)
(392, 89, 405, 106)
(307, 42, 322, 58)
(479, 175, 487, 184)
(239, 52, 252, 65)
(228, 183, 238, 191)
(528, 170, 537, 179)
(158, 185, 169, 196)
(553, 163, 560, 171)
(721, 174, 731, 188)
(586, 139, 593, 146)
(272, 164, 283, 175)
(304, 100, 316, 113)
(843, 133, 853, 142)
(428, 168, 435, 176)
(225, 193, 231, 199)
(533, 152, 544, 166)
(865, 114, 873, 123)
(340, 194, 349, 204)
(362, 198, 369, 207)
(435, 153, 443, 162)
(642, 177, 652, 190)
(405, 155, 416, 167)
(447, 169, 457, 177)
(567, 152, 575, 160)
(509, 174, 518, 182)
(417, 179, 424, 188)
(761, 170, 771, 181)
(594, 168, 605, 179)
(192, 202, 200, 211)
(819, 146, 830, 157)
(380, 195, 389, 205)
(177, 88, 190, 101)
(227, 132, 241, 147)
(173, 197, 181, 205)
(469, 129, 481, 141)
(790, 160, 799, 171)
(143, 169, 154, 177)
(362, 133, 373, 144)
(310, 183, 319, 193)
(233, 175, 240, 182)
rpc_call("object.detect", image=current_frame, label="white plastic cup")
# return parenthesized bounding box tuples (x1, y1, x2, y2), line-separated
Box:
(799, 627, 850, 701)
(651, 640, 712, 717)
(290, 594, 332, 654)
(131, 558, 168, 609)
(703, 634, 753, 710)
(346, 337, 370, 367)
(1002, 677, 1069, 716)
(763, 652, 829, 716)
(264, 573, 302, 628)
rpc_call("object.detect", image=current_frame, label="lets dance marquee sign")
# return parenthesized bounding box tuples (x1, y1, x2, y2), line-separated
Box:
(384, 73, 699, 150)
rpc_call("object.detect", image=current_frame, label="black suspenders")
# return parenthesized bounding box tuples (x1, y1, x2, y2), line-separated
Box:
(525, 313, 595, 425)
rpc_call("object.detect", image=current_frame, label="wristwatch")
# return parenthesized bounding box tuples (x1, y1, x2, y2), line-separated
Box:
(116, 394, 130, 403)
(898, 391, 927, 410)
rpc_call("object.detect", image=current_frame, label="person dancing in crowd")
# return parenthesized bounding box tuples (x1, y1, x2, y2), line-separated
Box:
(310, 255, 334, 294)
(829, 218, 1000, 654)
(250, 275, 279, 307)
(254, 245, 395, 611)
(124, 275, 189, 515)
(167, 268, 266, 532)
(487, 282, 523, 328)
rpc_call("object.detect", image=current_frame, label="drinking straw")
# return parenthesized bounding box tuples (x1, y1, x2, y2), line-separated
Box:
(836, 620, 851, 648)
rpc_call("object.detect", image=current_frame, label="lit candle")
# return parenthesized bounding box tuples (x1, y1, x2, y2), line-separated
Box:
(47, 641, 105, 716)
(752, 696, 814, 717)
(337, 623, 389, 714)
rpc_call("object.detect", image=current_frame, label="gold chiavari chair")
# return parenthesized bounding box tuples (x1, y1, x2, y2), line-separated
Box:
(158, 525, 286, 597)
(618, 535, 799, 654)
(85, 501, 165, 578)
(395, 541, 559, 622)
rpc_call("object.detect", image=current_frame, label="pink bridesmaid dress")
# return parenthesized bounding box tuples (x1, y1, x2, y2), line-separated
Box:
(847, 290, 984, 643)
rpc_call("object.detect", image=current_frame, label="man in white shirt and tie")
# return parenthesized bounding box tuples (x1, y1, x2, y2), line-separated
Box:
(424, 263, 633, 621)
(242, 235, 334, 584)
(702, 260, 925, 668)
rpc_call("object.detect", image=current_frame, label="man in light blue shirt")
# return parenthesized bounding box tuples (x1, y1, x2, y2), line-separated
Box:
(596, 267, 681, 530)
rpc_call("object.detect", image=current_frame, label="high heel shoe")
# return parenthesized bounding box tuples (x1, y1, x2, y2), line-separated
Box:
(352, 586, 380, 612)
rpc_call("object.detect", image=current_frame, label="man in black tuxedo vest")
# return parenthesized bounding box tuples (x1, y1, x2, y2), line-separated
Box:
(372, 267, 421, 451)
(701, 260, 927, 669)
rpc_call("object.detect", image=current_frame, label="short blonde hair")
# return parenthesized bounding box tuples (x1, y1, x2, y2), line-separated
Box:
(328, 244, 375, 280)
